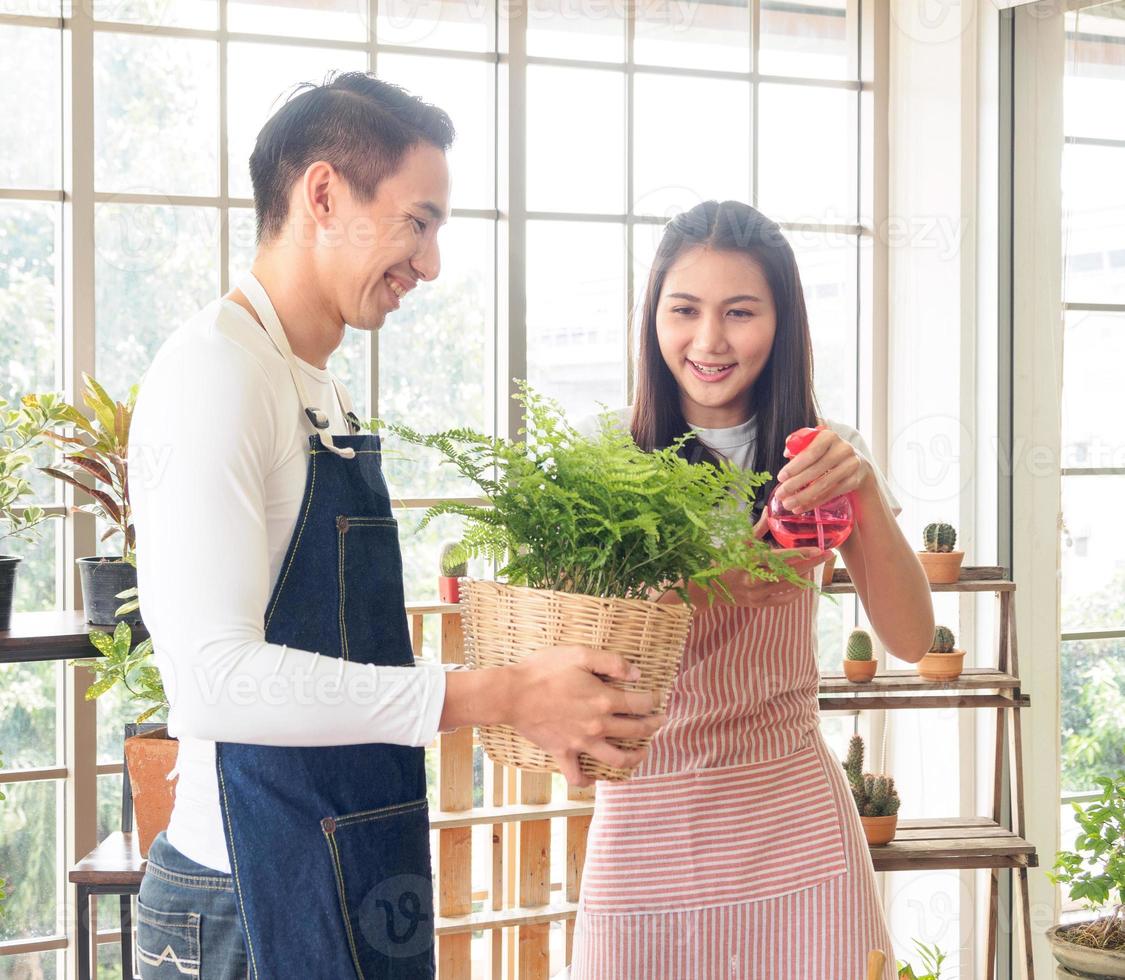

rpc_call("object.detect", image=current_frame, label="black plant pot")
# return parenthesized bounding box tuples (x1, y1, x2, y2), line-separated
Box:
(77, 556, 141, 626)
(0, 555, 20, 631)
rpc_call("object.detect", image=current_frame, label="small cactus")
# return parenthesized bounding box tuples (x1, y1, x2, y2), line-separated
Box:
(842, 735, 901, 817)
(439, 541, 468, 578)
(930, 625, 956, 653)
(923, 522, 957, 553)
(846, 628, 873, 662)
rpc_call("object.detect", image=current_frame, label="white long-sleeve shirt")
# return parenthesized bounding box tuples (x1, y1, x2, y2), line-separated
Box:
(129, 298, 447, 873)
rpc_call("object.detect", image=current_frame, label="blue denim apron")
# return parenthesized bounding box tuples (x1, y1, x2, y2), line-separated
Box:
(215, 274, 435, 979)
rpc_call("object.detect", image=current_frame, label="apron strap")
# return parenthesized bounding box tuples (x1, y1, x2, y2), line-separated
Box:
(237, 273, 357, 457)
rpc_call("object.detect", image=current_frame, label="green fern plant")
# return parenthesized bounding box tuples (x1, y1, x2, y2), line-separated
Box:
(374, 383, 807, 604)
(922, 522, 957, 553)
(843, 734, 901, 817)
(846, 628, 873, 662)
(930, 625, 956, 653)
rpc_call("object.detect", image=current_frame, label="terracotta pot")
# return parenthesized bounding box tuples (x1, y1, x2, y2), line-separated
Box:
(860, 813, 898, 846)
(124, 727, 179, 857)
(917, 550, 964, 585)
(820, 551, 837, 587)
(1047, 922, 1125, 978)
(916, 649, 966, 681)
(438, 576, 461, 603)
(843, 659, 877, 683)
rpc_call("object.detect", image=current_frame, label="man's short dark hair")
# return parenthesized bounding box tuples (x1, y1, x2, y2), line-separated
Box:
(249, 71, 455, 244)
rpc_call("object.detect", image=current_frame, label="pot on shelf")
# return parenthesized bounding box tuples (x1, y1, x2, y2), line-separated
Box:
(843, 659, 877, 683)
(860, 814, 898, 846)
(438, 575, 461, 604)
(917, 550, 965, 585)
(0, 556, 21, 631)
(916, 649, 966, 682)
(124, 726, 179, 858)
(77, 556, 141, 626)
(1047, 923, 1125, 978)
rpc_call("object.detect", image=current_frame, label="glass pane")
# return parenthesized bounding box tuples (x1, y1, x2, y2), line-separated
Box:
(6, 522, 60, 614)
(332, 330, 370, 421)
(1062, 143, 1125, 305)
(0, 661, 58, 768)
(379, 218, 492, 498)
(93, 0, 216, 29)
(1062, 311, 1125, 470)
(1061, 475, 1125, 632)
(98, 772, 124, 843)
(377, 0, 495, 52)
(527, 220, 626, 423)
(816, 591, 856, 673)
(0, 26, 61, 190)
(394, 509, 486, 601)
(757, 83, 855, 224)
(95, 33, 219, 196)
(0, 951, 60, 978)
(1065, 4, 1125, 142)
(1061, 637, 1125, 794)
(377, 53, 495, 211)
(632, 74, 750, 218)
(97, 937, 123, 980)
(527, 0, 625, 62)
(0, 779, 59, 941)
(759, 0, 853, 81)
(226, 44, 368, 201)
(229, 207, 257, 282)
(94, 204, 219, 398)
(790, 231, 857, 426)
(634, 0, 749, 73)
(528, 66, 624, 215)
(228, 0, 367, 41)
(97, 672, 145, 764)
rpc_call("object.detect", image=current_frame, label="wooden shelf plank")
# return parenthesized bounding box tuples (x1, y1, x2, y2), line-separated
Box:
(820, 667, 1021, 695)
(869, 818, 1038, 872)
(820, 692, 1029, 711)
(825, 565, 1013, 595)
(430, 800, 594, 830)
(435, 901, 579, 936)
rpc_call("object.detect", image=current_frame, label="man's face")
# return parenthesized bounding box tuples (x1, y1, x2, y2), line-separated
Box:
(316, 142, 451, 332)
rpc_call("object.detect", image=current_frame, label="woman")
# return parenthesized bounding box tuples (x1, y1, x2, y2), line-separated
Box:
(570, 201, 935, 980)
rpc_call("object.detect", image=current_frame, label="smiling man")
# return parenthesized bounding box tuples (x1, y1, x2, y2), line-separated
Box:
(128, 73, 662, 979)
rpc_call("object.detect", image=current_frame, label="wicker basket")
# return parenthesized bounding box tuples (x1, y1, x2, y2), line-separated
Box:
(460, 579, 693, 781)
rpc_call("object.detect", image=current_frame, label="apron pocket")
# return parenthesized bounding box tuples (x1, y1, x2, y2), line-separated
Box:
(582, 744, 850, 914)
(136, 901, 201, 977)
(321, 798, 435, 977)
(336, 515, 412, 665)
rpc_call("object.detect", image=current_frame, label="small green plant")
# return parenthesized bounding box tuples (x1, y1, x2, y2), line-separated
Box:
(0, 393, 71, 546)
(846, 628, 873, 662)
(843, 734, 901, 817)
(40, 374, 137, 561)
(922, 522, 957, 553)
(375, 384, 806, 604)
(897, 939, 947, 979)
(1048, 771, 1125, 951)
(930, 626, 956, 653)
(439, 540, 467, 578)
(73, 622, 167, 723)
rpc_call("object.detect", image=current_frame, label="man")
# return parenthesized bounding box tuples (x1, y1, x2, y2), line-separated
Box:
(128, 72, 662, 979)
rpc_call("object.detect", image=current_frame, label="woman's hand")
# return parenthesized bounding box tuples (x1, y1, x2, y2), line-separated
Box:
(774, 426, 872, 515)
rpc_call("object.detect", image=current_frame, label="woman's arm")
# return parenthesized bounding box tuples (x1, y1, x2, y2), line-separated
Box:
(775, 431, 933, 663)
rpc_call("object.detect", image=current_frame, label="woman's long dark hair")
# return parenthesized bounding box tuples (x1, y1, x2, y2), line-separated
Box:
(630, 200, 820, 515)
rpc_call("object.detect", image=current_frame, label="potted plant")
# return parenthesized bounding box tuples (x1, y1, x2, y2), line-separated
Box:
(40, 374, 140, 626)
(438, 540, 466, 603)
(73, 621, 173, 858)
(897, 940, 947, 979)
(1046, 772, 1125, 978)
(0, 393, 71, 630)
(843, 627, 877, 683)
(917, 625, 966, 681)
(844, 734, 901, 845)
(917, 522, 964, 584)
(379, 384, 807, 781)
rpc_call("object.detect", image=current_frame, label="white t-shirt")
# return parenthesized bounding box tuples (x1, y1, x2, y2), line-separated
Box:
(581, 408, 902, 517)
(129, 298, 447, 873)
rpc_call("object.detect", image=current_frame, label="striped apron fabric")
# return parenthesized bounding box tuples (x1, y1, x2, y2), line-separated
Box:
(570, 572, 896, 980)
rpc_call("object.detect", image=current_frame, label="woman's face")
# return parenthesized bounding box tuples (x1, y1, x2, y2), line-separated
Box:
(655, 246, 777, 429)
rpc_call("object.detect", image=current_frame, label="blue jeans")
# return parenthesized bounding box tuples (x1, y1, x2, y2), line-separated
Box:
(136, 832, 249, 979)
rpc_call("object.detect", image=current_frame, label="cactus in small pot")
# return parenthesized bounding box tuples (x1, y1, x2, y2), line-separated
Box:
(917, 522, 964, 584)
(843, 628, 877, 683)
(843, 734, 901, 844)
(917, 624, 965, 681)
(438, 540, 467, 604)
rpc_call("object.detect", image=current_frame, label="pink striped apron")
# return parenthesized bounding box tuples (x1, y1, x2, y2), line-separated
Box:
(570, 571, 896, 980)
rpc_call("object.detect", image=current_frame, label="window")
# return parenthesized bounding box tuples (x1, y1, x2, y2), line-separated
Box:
(1059, 0, 1125, 906)
(0, 0, 875, 972)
